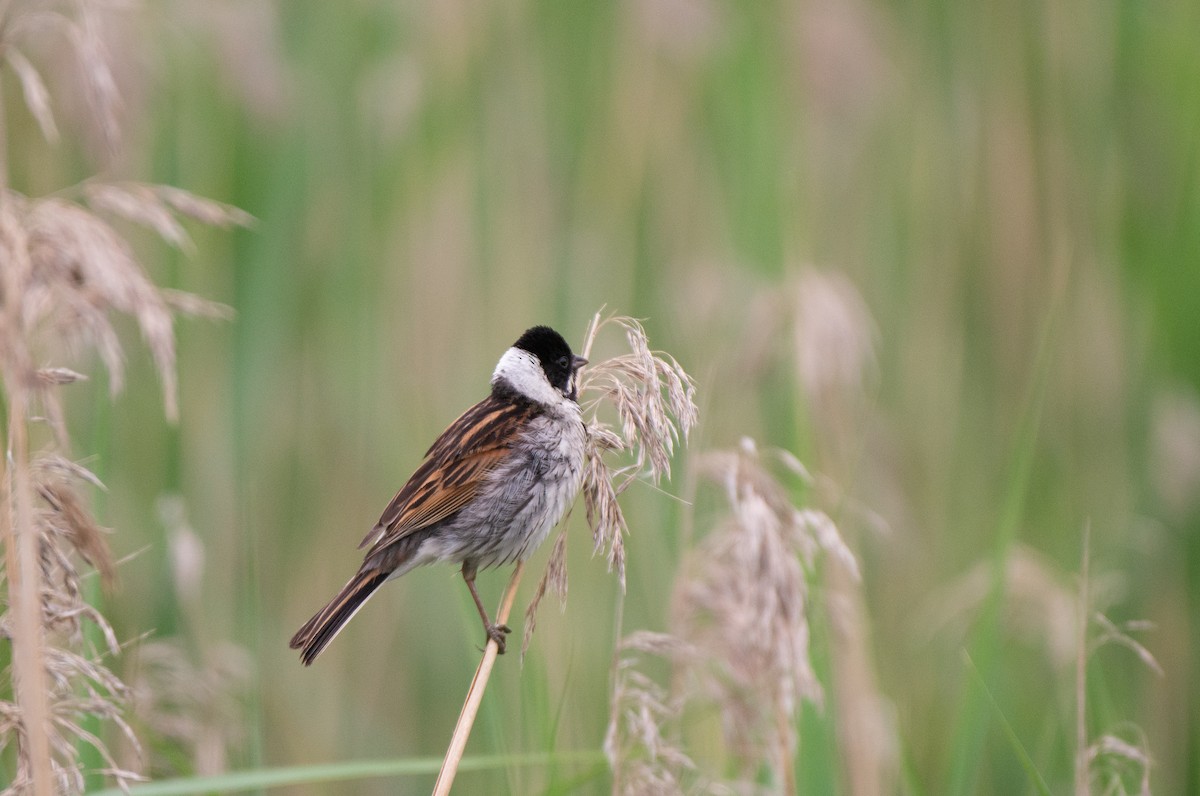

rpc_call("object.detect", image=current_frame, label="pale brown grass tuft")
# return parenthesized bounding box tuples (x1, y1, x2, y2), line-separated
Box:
(0, 454, 143, 795)
(522, 311, 698, 655)
(34, 455, 116, 590)
(0, 3, 248, 791)
(1075, 528, 1160, 796)
(606, 439, 854, 793)
(924, 545, 1080, 670)
(17, 191, 244, 421)
(604, 632, 700, 796)
(576, 312, 697, 588)
(128, 641, 252, 778)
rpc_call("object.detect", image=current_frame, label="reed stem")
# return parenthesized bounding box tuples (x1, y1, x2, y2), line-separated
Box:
(433, 562, 525, 796)
(3, 385, 55, 796)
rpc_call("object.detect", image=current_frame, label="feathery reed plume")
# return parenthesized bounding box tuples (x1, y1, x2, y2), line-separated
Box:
(0, 2, 250, 792)
(791, 267, 877, 412)
(923, 545, 1080, 671)
(606, 439, 854, 793)
(1, 453, 144, 795)
(522, 312, 697, 654)
(789, 267, 897, 794)
(1075, 529, 1159, 796)
(127, 641, 252, 779)
(117, 498, 250, 779)
(1149, 387, 1200, 521)
(604, 632, 700, 796)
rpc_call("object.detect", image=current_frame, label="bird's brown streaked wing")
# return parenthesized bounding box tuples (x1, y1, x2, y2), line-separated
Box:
(357, 396, 540, 553)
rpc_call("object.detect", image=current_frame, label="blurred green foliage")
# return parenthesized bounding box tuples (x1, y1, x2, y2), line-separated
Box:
(11, 0, 1197, 792)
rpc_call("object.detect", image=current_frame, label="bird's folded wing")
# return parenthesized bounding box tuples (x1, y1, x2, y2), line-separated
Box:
(357, 396, 538, 552)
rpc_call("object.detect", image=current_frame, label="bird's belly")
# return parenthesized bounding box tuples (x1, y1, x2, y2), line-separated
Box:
(423, 420, 584, 569)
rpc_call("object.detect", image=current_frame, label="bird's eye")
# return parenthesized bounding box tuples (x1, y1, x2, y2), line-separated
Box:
(557, 356, 569, 369)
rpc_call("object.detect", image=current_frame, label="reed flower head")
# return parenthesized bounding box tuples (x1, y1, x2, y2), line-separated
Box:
(604, 632, 701, 796)
(792, 267, 876, 406)
(522, 311, 698, 655)
(607, 439, 855, 792)
(0, 455, 143, 796)
(0, 4, 249, 791)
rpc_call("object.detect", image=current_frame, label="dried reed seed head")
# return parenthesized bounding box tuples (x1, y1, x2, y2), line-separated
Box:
(577, 312, 697, 578)
(922, 545, 1079, 670)
(34, 455, 116, 590)
(73, 5, 123, 156)
(605, 640, 698, 796)
(83, 183, 193, 251)
(0, 5, 248, 791)
(1088, 613, 1163, 678)
(524, 312, 696, 656)
(129, 641, 251, 777)
(21, 454, 122, 658)
(153, 185, 256, 229)
(22, 196, 176, 403)
(0, 638, 142, 795)
(3, 188, 247, 419)
(1, 2, 112, 154)
(159, 288, 235, 320)
(520, 531, 569, 657)
(623, 440, 852, 786)
(792, 267, 877, 403)
(618, 629, 701, 660)
(579, 312, 698, 483)
(80, 182, 257, 248)
(672, 494, 822, 711)
(36, 367, 88, 385)
(582, 432, 629, 578)
(6, 48, 59, 142)
(1, 0, 130, 157)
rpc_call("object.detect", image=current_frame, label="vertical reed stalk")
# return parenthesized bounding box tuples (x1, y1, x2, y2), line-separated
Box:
(433, 562, 525, 796)
(3, 383, 54, 796)
(1074, 526, 1090, 796)
(1, 57, 52, 783)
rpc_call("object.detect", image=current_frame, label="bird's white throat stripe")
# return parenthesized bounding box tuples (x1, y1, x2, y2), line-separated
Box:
(492, 347, 564, 407)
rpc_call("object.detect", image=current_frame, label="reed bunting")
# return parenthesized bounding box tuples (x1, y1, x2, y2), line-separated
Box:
(290, 326, 588, 664)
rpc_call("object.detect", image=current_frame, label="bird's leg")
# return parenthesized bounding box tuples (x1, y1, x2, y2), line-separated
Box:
(462, 562, 511, 654)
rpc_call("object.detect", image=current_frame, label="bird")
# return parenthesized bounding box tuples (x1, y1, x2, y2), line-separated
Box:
(289, 325, 588, 665)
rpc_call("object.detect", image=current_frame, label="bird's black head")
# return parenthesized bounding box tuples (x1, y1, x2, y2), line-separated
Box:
(513, 325, 587, 397)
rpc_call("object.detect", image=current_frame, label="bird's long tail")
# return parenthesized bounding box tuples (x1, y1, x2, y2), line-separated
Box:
(289, 568, 389, 665)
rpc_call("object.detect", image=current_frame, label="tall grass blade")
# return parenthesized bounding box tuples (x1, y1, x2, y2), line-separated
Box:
(88, 751, 604, 796)
(963, 651, 1054, 796)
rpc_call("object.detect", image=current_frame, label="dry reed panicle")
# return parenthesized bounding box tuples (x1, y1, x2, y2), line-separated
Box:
(923, 545, 1081, 670)
(127, 640, 251, 778)
(521, 312, 698, 655)
(791, 267, 877, 410)
(0, 2, 249, 792)
(603, 632, 701, 796)
(1074, 531, 1160, 796)
(606, 438, 856, 794)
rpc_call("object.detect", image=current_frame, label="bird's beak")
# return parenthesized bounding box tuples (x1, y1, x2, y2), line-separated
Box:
(565, 355, 587, 401)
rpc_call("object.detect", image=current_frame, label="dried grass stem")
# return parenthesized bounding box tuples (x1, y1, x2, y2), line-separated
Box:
(3, 386, 55, 796)
(433, 562, 525, 796)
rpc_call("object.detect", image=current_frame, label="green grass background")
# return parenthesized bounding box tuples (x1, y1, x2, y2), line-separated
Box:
(10, 0, 1200, 792)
